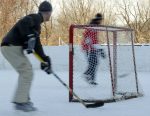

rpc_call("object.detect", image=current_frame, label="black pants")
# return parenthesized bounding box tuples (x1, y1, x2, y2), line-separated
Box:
(84, 50, 99, 81)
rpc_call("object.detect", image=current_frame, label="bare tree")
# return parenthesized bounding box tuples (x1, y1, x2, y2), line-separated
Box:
(0, 0, 37, 41)
(116, 0, 150, 43)
(1, 0, 128, 45)
(54, 0, 116, 45)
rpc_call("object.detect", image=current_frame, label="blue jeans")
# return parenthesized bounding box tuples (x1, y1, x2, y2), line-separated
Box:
(84, 50, 99, 81)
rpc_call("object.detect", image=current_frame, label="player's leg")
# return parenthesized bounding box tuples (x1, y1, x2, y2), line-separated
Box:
(84, 50, 98, 85)
(1, 46, 36, 112)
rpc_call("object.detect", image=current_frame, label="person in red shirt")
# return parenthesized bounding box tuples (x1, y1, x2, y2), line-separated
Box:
(81, 13, 106, 85)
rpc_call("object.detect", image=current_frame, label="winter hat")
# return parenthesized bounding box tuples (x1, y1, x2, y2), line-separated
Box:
(39, 1, 52, 12)
(94, 13, 103, 20)
(90, 13, 103, 24)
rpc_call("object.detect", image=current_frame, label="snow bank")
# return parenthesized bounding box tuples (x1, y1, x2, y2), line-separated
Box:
(0, 45, 150, 71)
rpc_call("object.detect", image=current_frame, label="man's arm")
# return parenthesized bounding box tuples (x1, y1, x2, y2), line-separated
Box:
(34, 37, 47, 59)
(17, 16, 36, 41)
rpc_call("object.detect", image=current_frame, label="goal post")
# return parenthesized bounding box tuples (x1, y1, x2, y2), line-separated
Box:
(69, 24, 143, 103)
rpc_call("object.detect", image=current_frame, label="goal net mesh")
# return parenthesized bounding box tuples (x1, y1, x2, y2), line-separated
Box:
(69, 25, 143, 102)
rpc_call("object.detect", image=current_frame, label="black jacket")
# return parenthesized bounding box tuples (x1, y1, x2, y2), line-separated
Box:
(1, 13, 47, 59)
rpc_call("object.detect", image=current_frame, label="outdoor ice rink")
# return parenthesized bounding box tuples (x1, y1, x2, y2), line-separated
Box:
(0, 70, 149, 116)
(0, 45, 150, 116)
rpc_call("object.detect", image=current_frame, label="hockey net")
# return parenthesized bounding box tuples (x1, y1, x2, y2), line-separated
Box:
(69, 24, 143, 103)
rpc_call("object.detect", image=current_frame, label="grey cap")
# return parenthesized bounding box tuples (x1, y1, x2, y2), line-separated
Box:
(90, 13, 103, 24)
(39, 1, 52, 12)
(95, 13, 103, 20)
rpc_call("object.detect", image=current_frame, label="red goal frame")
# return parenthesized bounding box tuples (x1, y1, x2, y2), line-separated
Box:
(69, 24, 141, 103)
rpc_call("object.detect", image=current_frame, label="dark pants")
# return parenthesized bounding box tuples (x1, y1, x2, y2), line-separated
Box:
(84, 50, 99, 81)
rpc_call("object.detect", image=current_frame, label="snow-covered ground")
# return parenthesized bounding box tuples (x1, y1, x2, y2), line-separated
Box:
(0, 45, 150, 115)
(0, 70, 149, 116)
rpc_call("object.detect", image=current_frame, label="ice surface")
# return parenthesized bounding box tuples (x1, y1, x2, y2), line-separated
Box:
(0, 70, 149, 116)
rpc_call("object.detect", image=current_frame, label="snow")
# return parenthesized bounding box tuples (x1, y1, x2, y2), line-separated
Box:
(0, 46, 150, 115)
(0, 70, 149, 116)
(1, 45, 150, 71)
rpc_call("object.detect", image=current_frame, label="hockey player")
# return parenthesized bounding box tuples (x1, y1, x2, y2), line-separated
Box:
(1, 1, 52, 112)
(81, 13, 106, 85)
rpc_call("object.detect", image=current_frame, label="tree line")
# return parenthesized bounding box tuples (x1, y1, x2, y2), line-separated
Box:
(0, 0, 149, 45)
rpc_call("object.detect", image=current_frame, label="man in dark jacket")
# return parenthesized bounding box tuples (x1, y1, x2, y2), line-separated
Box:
(1, 1, 52, 112)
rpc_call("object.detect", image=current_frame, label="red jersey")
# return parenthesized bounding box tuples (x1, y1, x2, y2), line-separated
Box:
(81, 29, 99, 51)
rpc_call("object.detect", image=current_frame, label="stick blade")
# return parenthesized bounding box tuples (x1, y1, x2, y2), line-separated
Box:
(85, 101, 104, 108)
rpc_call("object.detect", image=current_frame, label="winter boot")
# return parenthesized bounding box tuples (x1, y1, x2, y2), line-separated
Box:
(83, 74, 98, 85)
(14, 102, 37, 112)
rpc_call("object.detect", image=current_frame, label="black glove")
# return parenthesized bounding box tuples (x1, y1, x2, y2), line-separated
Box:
(97, 49, 106, 59)
(41, 56, 52, 74)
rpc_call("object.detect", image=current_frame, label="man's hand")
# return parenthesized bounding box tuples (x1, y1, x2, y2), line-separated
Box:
(41, 56, 52, 74)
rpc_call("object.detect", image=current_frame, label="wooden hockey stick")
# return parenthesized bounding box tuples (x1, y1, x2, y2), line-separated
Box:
(33, 52, 104, 108)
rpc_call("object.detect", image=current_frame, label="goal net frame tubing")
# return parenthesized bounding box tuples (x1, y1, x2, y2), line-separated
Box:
(33, 52, 104, 108)
(69, 24, 139, 103)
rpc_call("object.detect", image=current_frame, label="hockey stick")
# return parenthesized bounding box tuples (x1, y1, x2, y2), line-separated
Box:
(33, 52, 104, 108)
(52, 72, 104, 108)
